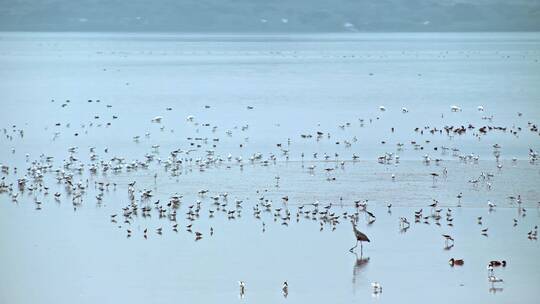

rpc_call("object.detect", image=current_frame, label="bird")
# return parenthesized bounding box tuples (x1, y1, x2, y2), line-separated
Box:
(350, 220, 370, 255)
(488, 276, 503, 283)
(481, 228, 489, 236)
(371, 282, 383, 294)
(238, 281, 245, 297)
(456, 192, 463, 206)
(449, 258, 464, 266)
(489, 260, 506, 267)
(430, 173, 439, 185)
(282, 281, 288, 297)
(399, 217, 410, 230)
(442, 234, 454, 247)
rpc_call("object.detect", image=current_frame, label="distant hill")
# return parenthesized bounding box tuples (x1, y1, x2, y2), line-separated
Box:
(1, 0, 539, 32)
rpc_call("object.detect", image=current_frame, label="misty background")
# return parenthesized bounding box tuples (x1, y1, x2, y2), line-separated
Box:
(0, 0, 539, 32)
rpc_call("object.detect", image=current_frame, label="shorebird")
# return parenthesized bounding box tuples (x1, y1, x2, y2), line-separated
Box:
(238, 281, 245, 297)
(442, 234, 454, 247)
(481, 228, 489, 236)
(282, 281, 288, 297)
(487, 265, 494, 276)
(371, 282, 383, 294)
(528, 227, 538, 240)
(488, 276, 503, 283)
(399, 217, 410, 230)
(151, 116, 163, 123)
(451, 105, 462, 112)
(430, 173, 439, 186)
(350, 221, 370, 254)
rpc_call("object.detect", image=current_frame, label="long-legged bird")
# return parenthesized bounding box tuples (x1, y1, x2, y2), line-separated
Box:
(350, 220, 370, 255)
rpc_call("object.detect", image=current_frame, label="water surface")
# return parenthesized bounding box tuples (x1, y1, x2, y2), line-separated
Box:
(1, 32, 539, 303)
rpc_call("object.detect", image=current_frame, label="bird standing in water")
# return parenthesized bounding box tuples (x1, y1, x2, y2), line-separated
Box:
(282, 281, 288, 298)
(350, 220, 371, 255)
(238, 281, 245, 298)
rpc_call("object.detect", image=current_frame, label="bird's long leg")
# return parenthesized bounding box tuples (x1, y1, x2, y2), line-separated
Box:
(360, 241, 363, 257)
(349, 240, 358, 252)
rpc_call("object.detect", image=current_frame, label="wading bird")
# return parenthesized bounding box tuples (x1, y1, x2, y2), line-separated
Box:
(238, 281, 245, 297)
(282, 281, 288, 298)
(350, 220, 370, 255)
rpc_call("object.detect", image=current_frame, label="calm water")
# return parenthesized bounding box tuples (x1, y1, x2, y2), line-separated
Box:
(0, 32, 539, 303)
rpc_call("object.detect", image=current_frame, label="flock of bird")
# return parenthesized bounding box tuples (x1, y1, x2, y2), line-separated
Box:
(1, 100, 539, 298)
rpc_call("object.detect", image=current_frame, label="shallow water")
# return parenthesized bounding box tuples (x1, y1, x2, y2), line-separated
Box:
(0, 32, 539, 303)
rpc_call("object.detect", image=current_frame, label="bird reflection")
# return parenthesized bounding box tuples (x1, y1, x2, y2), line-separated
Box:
(352, 252, 370, 284)
(489, 287, 504, 294)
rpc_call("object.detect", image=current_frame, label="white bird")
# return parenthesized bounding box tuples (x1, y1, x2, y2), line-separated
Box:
(238, 281, 245, 296)
(451, 105, 462, 112)
(282, 281, 288, 297)
(371, 282, 383, 293)
(488, 276, 503, 283)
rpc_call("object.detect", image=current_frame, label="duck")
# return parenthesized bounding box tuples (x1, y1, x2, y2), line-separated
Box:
(449, 258, 464, 266)
(489, 260, 506, 267)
